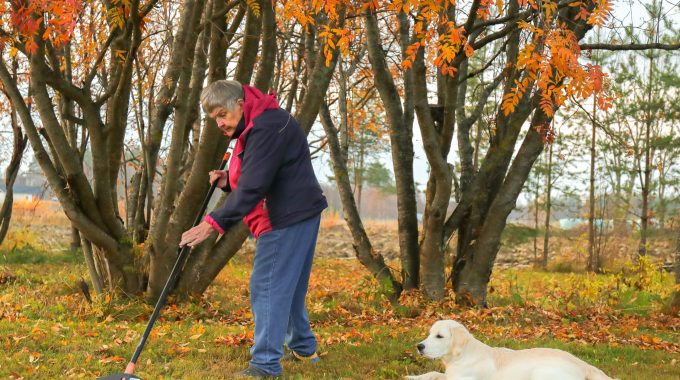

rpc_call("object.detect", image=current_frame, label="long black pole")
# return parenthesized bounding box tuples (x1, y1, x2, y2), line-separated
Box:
(123, 151, 231, 375)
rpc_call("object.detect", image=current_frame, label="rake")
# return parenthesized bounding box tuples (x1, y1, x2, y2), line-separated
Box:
(98, 151, 231, 380)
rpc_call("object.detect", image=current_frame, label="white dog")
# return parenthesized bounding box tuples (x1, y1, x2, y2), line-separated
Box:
(406, 320, 619, 380)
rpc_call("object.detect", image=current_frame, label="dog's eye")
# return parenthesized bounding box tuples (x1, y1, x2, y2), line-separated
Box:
(435, 334, 443, 338)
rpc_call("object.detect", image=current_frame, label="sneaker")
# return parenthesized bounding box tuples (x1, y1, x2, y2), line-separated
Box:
(281, 350, 320, 363)
(232, 366, 279, 378)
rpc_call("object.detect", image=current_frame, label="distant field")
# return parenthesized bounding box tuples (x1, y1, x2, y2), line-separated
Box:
(4, 198, 677, 269)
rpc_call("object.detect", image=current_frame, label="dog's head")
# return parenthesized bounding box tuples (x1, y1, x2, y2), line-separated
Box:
(416, 320, 471, 360)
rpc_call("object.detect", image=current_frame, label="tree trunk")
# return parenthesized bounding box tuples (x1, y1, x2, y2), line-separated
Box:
(355, 131, 365, 213)
(234, 1, 262, 82)
(172, 0, 252, 298)
(455, 112, 550, 305)
(294, 11, 345, 134)
(588, 98, 597, 271)
(0, 91, 27, 245)
(411, 16, 457, 300)
(146, 0, 241, 301)
(447, 0, 600, 306)
(169, 4, 342, 300)
(253, 0, 277, 91)
(639, 51, 655, 258)
(174, 221, 250, 297)
(533, 176, 540, 265)
(656, 159, 667, 229)
(81, 239, 104, 296)
(320, 103, 402, 303)
(542, 141, 553, 269)
(0, 30, 145, 294)
(452, 16, 526, 302)
(671, 224, 680, 313)
(66, 226, 80, 253)
(364, 9, 419, 290)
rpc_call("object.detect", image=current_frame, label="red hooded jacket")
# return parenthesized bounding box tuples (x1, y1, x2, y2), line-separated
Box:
(204, 85, 327, 237)
(205, 86, 278, 237)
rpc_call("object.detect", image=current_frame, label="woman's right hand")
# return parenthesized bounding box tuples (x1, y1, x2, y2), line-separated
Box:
(209, 170, 228, 189)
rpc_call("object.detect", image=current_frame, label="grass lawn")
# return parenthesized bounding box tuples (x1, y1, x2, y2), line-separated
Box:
(1, 249, 678, 379)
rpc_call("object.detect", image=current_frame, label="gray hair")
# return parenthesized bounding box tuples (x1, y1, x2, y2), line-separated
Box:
(200, 80, 244, 114)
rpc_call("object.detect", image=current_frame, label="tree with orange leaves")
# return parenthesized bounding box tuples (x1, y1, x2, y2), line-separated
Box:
(355, 0, 678, 305)
(0, 0, 345, 300)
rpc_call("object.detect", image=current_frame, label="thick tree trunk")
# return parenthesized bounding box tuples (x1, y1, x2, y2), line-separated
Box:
(452, 90, 532, 304)
(234, 2, 262, 82)
(174, 221, 250, 297)
(451, 2, 596, 306)
(412, 30, 455, 301)
(170, 0, 252, 299)
(455, 113, 549, 305)
(0, 25, 145, 295)
(147, 0, 239, 301)
(148, 0, 209, 249)
(93, 244, 141, 294)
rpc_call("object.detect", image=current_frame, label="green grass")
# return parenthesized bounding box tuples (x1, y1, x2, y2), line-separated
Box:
(0, 245, 83, 265)
(1, 250, 678, 379)
(1, 317, 676, 379)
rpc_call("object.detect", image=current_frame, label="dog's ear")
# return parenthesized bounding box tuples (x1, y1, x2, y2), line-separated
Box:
(449, 326, 470, 358)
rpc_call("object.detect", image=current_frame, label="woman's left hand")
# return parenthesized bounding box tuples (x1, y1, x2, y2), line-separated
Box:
(179, 221, 215, 247)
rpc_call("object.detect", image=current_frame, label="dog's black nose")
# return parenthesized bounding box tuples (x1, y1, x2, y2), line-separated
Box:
(417, 343, 425, 352)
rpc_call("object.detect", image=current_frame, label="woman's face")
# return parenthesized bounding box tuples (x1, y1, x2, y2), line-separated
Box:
(209, 101, 243, 138)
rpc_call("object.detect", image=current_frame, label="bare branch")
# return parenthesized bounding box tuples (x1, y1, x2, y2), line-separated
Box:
(461, 39, 509, 83)
(580, 42, 680, 51)
(84, 33, 116, 87)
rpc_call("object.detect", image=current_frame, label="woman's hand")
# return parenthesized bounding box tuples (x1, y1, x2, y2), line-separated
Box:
(209, 170, 228, 189)
(179, 221, 215, 247)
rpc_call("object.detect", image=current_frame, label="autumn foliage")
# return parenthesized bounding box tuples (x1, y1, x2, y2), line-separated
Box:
(2, 0, 614, 109)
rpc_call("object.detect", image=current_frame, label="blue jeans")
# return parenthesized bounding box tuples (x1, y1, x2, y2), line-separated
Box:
(248, 214, 320, 376)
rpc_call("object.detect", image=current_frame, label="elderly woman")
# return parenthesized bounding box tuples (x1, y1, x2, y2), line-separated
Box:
(180, 80, 326, 378)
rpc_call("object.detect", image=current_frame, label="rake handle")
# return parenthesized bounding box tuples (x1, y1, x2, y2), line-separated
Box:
(126, 151, 231, 372)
